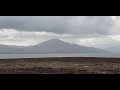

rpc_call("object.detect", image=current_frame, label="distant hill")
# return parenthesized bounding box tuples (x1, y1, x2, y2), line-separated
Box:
(0, 39, 108, 54)
(104, 46, 120, 52)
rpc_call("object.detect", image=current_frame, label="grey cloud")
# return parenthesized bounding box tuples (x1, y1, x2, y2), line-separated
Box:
(0, 16, 114, 36)
(66, 16, 113, 35)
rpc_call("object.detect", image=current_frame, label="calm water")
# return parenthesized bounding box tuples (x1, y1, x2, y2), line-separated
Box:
(0, 53, 120, 59)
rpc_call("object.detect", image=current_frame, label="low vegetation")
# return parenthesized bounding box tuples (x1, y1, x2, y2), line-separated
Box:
(0, 57, 120, 74)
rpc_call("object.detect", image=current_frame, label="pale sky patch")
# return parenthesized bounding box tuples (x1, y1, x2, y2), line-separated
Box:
(0, 29, 74, 46)
(111, 16, 116, 21)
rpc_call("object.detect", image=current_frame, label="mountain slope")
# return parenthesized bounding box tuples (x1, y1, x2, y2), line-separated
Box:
(0, 39, 108, 54)
(104, 46, 120, 52)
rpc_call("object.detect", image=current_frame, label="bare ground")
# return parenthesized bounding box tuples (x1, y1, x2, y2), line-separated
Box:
(0, 57, 120, 74)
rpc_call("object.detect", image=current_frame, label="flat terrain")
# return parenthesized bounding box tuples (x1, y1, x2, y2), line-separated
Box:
(0, 57, 120, 74)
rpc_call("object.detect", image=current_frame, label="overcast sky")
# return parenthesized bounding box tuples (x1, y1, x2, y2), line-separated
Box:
(0, 16, 120, 49)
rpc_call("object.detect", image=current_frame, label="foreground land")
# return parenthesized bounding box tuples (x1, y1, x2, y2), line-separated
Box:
(0, 57, 120, 74)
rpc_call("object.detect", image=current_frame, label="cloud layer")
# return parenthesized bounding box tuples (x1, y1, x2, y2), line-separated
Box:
(0, 16, 114, 35)
(0, 16, 120, 48)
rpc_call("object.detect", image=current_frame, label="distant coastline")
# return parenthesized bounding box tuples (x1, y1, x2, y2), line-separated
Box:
(0, 53, 119, 59)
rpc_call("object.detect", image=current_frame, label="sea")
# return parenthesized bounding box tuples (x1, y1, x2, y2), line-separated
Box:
(0, 53, 120, 59)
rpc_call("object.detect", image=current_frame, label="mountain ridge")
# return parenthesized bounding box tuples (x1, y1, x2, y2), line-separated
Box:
(0, 39, 108, 54)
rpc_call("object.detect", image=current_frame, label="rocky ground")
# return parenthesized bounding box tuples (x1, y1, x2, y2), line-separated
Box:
(0, 57, 120, 74)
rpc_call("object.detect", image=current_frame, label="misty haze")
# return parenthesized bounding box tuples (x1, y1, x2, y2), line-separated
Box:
(0, 16, 120, 74)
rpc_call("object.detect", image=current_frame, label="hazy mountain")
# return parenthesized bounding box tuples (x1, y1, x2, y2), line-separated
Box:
(0, 45, 25, 54)
(104, 46, 120, 52)
(0, 39, 108, 54)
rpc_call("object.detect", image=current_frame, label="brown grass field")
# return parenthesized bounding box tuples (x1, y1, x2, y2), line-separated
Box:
(0, 57, 120, 74)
